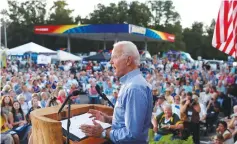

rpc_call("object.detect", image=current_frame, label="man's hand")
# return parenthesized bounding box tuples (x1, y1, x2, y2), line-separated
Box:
(185, 100, 190, 106)
(88, 109, 107, 123)
(151, 117, 157, 126)
(7, 123, 13, 129)
(162, 125, 170, 129)
(80, 120, 104, 137)
(153, 126, 158, 133)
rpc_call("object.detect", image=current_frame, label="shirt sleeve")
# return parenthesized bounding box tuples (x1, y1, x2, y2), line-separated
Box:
(109, 87, 149, 143)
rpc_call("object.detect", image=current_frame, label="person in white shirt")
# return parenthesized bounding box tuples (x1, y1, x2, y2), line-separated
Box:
(193, 95, 207, 122)
(199, 87, 211, 106)
(172, 95, 181, 118)
(28, 93, 41, 108)
(216, 121, 234, 144)
(17, 94, 29, 116)
(153, 95, 167, 116)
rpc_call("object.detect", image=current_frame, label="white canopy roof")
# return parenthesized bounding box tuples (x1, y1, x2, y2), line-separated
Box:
(57, 50, 82, 61)
(7, 42, 56, 55)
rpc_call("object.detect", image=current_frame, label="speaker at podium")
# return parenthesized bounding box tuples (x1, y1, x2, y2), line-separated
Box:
(30, 104, 113, 144)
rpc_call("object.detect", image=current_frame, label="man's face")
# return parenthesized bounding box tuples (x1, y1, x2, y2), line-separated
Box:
(110, 46, 128, 77)
(164, 107, 172, 117)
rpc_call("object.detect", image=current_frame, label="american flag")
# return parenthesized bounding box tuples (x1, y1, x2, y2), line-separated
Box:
(212, 0, 237, 58)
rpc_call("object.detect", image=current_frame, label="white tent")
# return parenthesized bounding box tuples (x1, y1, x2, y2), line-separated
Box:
(7, 42, 56, 55)
(57, 50, 82, 61)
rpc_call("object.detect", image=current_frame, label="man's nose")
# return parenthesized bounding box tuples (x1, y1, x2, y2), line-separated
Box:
(109, 59, 113, 64)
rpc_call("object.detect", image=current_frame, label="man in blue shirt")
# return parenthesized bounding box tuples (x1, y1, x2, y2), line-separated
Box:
(80, 41, 153, 143)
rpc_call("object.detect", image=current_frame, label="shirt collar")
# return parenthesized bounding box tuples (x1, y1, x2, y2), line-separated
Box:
(119, 69, 140, 84)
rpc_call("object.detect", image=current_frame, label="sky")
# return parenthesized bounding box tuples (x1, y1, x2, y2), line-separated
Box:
(0, 0, 221, 28)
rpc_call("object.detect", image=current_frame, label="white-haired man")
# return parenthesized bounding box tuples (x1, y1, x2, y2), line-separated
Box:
(80, 41, 153, 143)
(152, 104, 183, 141)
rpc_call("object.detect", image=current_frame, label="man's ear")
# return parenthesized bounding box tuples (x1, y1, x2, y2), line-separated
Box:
(126, 56, 132, 66)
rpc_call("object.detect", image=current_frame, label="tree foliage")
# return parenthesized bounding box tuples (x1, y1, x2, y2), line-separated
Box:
(48, 0, 75, 24)
(1, 0, 228, 60)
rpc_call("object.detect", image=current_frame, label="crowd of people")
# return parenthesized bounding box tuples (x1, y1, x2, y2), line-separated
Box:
(1, 49, 237, 144)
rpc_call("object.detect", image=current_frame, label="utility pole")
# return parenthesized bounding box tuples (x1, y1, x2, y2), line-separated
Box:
(1, 9, 7, 49)
(3, 20, 7, 48)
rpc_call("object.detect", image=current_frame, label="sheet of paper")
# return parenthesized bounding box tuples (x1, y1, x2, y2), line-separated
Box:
(61, 113, 111, 139)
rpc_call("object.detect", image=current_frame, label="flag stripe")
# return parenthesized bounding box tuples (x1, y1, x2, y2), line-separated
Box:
(224, 1, 229, 40)
(212, 0, 237, 58)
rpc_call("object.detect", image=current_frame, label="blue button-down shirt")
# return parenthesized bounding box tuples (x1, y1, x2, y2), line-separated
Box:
(110, 69, 153, 144)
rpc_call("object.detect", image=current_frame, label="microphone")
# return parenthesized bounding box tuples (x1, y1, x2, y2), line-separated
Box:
(58, 90, 80, 114)
(95, 85, 114, 108)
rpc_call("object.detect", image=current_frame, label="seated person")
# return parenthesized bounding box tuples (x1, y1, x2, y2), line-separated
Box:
(212, 134, 224, 144)
(153, 95, 167, 117)
(206, 99, 220, 131)
(228, 112, 237, 142)
(216, 121, 234, 144)
(152, 104, 183, 141)
(1, 109, 19, 144)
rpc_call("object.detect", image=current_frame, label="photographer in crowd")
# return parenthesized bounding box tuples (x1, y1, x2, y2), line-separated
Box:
(180, 92, 201, 144)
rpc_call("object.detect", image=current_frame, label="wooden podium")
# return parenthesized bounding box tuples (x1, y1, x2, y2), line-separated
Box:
(30, 104, 113, 144)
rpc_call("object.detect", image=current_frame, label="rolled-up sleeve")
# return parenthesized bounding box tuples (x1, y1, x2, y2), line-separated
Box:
(110, 87, 148, 143)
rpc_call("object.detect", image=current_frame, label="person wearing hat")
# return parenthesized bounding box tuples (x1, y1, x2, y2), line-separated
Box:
(17, 94, 29, 115)
(153, 95, 167, 117)
(165, 88, 174, 104)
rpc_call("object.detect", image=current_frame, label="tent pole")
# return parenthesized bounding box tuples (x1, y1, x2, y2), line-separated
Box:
(29, 52, 31, 68)
(114, 33, 118, 43)
(103, 38, 106, 50)
(67, 34, 71, 53)
(144, 39, 148, 51)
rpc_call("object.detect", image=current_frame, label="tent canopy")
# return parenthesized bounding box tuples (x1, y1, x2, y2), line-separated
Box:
(84, 53, 111, 61)
(34, 24, 175, 42)
(57, 50, 82, 61)
(7, 42, 56, 55)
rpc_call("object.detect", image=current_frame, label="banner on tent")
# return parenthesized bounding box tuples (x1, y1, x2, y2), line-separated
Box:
(37, 55, 51, 64)
(0, 50, 7, 68)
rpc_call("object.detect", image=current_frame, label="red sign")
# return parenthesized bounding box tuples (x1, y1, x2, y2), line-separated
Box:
(34, 25, 61, 34)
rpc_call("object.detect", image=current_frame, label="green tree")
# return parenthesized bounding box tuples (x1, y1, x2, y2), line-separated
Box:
(148, 0, 164, 25)
(87, 3, 119, 24)
(7, 0, 46, 47)
(183, 22, 204, 59)
(127, 1, 152, 26)
(87, 1, 152, 26)
(149, 0, 180, 25)
(48, 0, 74, 24)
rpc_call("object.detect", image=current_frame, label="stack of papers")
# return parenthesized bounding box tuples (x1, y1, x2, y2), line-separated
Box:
(61, 113, 111, 139)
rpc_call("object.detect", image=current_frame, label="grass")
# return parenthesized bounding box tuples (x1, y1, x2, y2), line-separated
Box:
(148, 129, 194, 144)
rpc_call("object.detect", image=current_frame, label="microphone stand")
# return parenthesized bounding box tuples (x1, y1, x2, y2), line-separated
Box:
(58, 96, 73, 144)
(101, 93, 114, 108)
(66, 98, 72, 144)
(95, 85, 114, 108)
